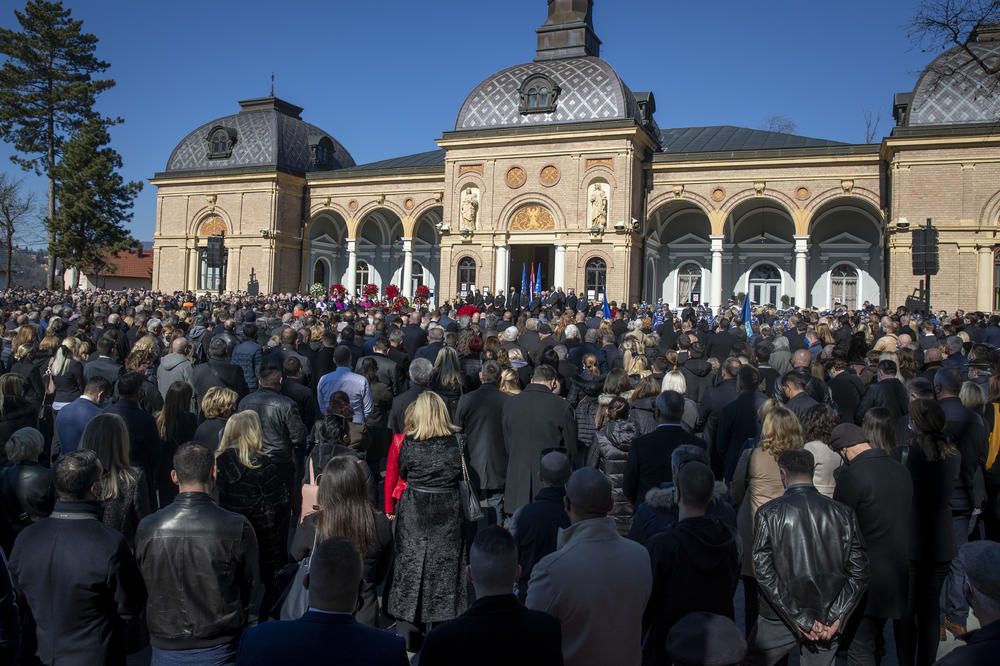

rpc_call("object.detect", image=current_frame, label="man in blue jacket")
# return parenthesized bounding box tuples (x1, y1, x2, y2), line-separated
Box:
(54, 376, 110, 455)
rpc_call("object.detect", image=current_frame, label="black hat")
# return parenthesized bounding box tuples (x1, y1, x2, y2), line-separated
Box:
(666, 612, 746, 666)
(829, 423, 867, 451)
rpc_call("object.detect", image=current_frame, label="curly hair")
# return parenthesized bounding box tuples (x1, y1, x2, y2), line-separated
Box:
(759, 406, 803, 459)
(801, 403, 840, 444)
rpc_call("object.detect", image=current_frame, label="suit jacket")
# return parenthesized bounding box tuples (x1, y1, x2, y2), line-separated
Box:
(235, 611, 407, 666)
(833, 448, 912, 618)
(55, 396, 104, 455)
(623, 424, 706, 507)
(695, 378, 738, 455)
(420, 594, 562, 666)
(282, 377, 320, 432)
(414, 341, 445, 364)
(714, 391, 766, 481)
(401, 324, 427, 359)
(83, 356, 123, 386)
(455, 383, 509, 490)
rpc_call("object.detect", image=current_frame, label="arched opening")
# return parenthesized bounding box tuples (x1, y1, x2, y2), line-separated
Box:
(457, 257, 476, 295)
(728, 199, 795, 306)
(807, 199, 883, 309)
(830, 263, 859, 309)
(309, 212, 348, 288)
(357, 208, 403, 294)
(646, 201, 711, 305)
(313, 259, 327, 286)
(747, 263, 782, 306)
(411, 261, 425, 295)
(585, 257, 607, 299)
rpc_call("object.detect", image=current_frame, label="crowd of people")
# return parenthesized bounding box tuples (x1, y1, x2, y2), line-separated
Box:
(0, 285, 999, 665)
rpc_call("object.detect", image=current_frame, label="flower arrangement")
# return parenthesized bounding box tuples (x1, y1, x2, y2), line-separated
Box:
(457, 304, 480, 317)
(385, 284, 400, 299)
(392, 295, 409, 311)
(363, 283, 379, 298)
(309, 283, 325, 298)
(330, 283, 346, 298)
(413, 284, 431, 307)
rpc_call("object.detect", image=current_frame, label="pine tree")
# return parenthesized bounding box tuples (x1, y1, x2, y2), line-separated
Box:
(49, 118, 141, 288)
(0, 0, 115, 289)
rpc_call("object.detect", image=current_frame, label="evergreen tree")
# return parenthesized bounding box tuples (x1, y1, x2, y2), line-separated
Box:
(49, 118, 141, 288)
(0, 0, 115, 289)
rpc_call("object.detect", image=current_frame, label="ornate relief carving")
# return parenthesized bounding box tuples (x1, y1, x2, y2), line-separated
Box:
(588, 183, 609, 228)
(505, 166, 527, 189)
(796, 187, 810, 201)
(585, 157, 613, 170)
(540, 165, 560, 187)
(753, 181, 766, 196)
(199, 216, 226, 237)
(672, 184, 684, 199)
(841, 179, 854, 194)
(348, 199, 359, 212)
(459, 164, 483, 176)
(205, 194, 217, 211)
(510, 205, 555, 231)
(711, 187, 726, 202)
(404, 198, 414, 210)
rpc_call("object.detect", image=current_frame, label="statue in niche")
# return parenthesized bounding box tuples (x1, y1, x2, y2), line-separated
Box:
(589, 184, 608, 228)
(460, 187, 479, 231)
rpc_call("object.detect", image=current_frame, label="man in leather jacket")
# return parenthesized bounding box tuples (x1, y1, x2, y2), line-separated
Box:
(135, 442, 262, 663)
(746, 448, 868, 665)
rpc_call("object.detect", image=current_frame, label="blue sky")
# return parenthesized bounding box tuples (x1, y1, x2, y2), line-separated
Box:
(0, 0, 937, 243)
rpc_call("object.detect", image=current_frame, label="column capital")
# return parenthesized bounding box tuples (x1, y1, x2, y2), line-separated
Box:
(710, 235, 724, 252)
(794, 235, 809, 253)
(494, 241, 509, 250)
(554, 242, 567, 249)
(346, 238, 357, 250)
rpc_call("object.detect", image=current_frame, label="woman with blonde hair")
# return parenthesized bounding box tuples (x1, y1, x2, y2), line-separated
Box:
(11, 324, 37, 357)
(80, 413, 150, 543)
(215, 410, 290, 583)
(193, 386, 239, 448)
(388, 391, 467, 645)
(50, 339, 85, 411)
(623, 350, 650, 383)
(661, 370, 698, 432)
(498, 367, 521, 396)
(732, 403, 802, 633)
(290, 454, 393, 626)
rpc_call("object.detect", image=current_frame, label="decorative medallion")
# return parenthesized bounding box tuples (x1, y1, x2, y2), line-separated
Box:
(841, 179, 854, 195)
(796, 187, 810, 201)
(672, 184, 684, 199)
(459, 164, 483, 176)
(711, 187, 726, 202)
(510, 205, 555, 231)
(404, 198, 414, 210)
(199, 216, 226, 237)
(506, 166, 527, 189)
(348, 199, 359, 212)
(585, 157, 613, 170)
(540, 165, 560, 187)
(753, 181, 766, 196)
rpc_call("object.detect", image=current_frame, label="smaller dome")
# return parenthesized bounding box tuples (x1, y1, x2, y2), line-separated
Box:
(909, 36, 1000, 126)
(455, 56, 640, 131)
(165, 96, 355, 173)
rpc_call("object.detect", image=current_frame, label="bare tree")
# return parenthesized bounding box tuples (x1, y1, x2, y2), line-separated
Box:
(909, 0, 1000, 96)
(0, 173, 36, 289)
(759, 114, 798, 134)
(864, 109, 883, 143)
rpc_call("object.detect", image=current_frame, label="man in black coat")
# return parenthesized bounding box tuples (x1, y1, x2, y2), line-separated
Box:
(9, 450, 146, 665)
(643, 461, 739, 666)
(281, 356, 320, 433)
(413, 326, 446, 364)
(83, 334, 123, 385)
(191, 338, 251, 411)
(420, 526, 562, 666)
(509, 452, 571, 602)
(455, 360, 509, 520)
(502, 365, 577, 516)
(623, 391, 707, 507)
(854, 359, 909, 425)
(829, 423, 913, 664)
(400, 313, 427, 359)
(781, 372, 819, 423)
(356, 338, 405, 396)
(714, 365, 766, 481)
(311, 334, 337, 392)
(387, 358, 435, 435)
(695, 357, 741, 457)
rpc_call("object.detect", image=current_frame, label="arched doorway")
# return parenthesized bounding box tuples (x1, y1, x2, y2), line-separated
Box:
(830, 263, 859, 309)
(677, 262, 703, 306)
(646, 201, 711, 304)
(312, 259, 327, 287)
(457, 256, 476, 295)
(585, 257, 607, 300)
(747, 263, 782, 306)
(807, 199, 883, 309)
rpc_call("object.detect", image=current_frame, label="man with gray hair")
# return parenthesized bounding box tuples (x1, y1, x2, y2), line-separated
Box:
(942, 335, 968, 375)
(500, 326, 522, 356)
(388, 357, 434, 434)
(414, 326, 445, 364)
(509, 451, 571, 602)
(526, 467, 651, 666)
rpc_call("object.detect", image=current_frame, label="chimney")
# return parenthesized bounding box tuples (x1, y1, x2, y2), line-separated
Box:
(535, 0, 601, 62)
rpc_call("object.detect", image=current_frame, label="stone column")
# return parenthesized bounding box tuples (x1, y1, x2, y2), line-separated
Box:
(227, 245, 241, 293)
(402, 238, 414, 298)
(978, 246, 994, 312)
(346, 238, 358, 296)
(794, 235, 809, 307)
(710, 234, 724, 309)
(187, 243, 199, 291)
(494, 243, 509, 293)
(554, 243, 566, 289)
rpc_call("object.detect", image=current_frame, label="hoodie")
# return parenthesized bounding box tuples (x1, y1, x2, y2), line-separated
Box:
(679, 357, 713, 403)
(642, 515, 741, 666)
(156, 352, 193, 396)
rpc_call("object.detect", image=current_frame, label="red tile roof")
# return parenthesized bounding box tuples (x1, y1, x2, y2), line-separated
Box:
(91, 249, 153, 279)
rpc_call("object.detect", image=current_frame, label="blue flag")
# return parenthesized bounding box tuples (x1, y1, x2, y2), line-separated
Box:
(740, 293, 753, 337)
(603, 292, 612, 320)
(535, 262, 542, 297)
(520, 264, 527, 298)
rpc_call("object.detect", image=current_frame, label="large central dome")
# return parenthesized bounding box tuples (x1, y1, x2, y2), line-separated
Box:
(455, 56, 640, 131)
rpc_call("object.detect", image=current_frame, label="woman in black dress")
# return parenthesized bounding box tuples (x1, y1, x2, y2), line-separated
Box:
(388, 391, 467, 649)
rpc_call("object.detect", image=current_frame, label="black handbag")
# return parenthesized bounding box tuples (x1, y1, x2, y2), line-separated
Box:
(457, 434, 483, 522)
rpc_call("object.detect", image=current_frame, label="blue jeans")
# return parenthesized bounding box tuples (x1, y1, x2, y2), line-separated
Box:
(940, 511, 971, 627)
(151, 641, 237, 666)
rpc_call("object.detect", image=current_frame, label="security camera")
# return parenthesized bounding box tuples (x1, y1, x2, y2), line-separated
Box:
(260, 229, 270, 238)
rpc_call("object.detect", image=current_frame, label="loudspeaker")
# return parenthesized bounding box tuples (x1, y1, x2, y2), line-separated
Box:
(206, 235, 224, 268)
(911, 227, 939, 276)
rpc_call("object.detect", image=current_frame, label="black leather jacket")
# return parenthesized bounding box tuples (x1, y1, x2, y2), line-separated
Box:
(134, 492, 262, 650)
(752, 484, 868, 631)
(237, 388, 307, 465)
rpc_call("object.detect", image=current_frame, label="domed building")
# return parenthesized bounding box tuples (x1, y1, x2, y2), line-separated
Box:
(151, 1, 1000, 312)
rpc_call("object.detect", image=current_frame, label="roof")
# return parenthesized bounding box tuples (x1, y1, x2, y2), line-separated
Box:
(455, 56, 640, 131)
(338, 149, 445, 172)
(90, 248, 153, 279)
(165, 96, 355, 173)
(909, 35, 1000, 126)
(656, 126, 846, 153)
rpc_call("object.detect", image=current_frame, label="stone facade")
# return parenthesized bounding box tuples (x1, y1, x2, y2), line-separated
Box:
(150, 3, 1000, 312)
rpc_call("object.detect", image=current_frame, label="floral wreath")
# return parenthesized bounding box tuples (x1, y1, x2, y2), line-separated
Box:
(385, 284, 400, 299)
(363, 283, 379, 299)
(330, 283, 346, 297)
